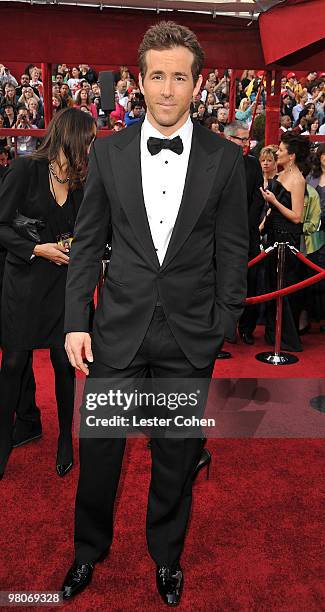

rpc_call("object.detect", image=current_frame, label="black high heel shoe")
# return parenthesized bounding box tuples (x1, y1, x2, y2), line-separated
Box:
(193, 447, 212, 481)
(56, 435, 73, 477)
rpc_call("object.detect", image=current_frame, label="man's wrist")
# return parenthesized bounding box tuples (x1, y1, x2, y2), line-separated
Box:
(33, 244, 42, 256)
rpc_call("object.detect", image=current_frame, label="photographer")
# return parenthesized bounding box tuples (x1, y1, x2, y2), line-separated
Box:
(0, 65, 18, 89)
(14, 106, 38, 156)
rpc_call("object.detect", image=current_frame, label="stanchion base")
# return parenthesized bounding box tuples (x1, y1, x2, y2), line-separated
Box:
(255, 351, 299, 365)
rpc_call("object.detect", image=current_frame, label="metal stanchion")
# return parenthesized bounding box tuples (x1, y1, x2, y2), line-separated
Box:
(256, 242, 299, 365)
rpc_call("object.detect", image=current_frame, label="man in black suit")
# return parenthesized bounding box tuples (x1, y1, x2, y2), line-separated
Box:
(62, 22, 248, 605)
(224, 121, 264, 344)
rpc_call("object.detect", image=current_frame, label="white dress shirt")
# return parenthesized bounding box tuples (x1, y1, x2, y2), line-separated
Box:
(140, 115, 193, 265)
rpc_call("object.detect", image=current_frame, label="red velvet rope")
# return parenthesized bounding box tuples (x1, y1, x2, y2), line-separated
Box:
(247, 250, 269, 268)
(245, 244, 325, 304)
(245, 271, 325, 304)
(292, 250, 325, 274)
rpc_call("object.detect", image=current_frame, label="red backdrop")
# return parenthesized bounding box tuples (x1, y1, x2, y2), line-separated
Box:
(0, 2, 264, 70)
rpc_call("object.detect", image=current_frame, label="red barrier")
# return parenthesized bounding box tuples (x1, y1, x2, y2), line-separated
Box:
(245, 243, 325, 305)
(247, 247, 274, 268)
(245, 271, 325, 305)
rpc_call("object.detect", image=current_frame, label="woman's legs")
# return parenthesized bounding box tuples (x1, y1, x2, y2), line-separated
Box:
(49, 347, 75, 463)
(0, 350, 30, 474)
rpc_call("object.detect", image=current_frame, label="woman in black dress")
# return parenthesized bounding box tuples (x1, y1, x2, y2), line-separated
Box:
(260, 133, 310, 352)
(0, 108, 96, 479)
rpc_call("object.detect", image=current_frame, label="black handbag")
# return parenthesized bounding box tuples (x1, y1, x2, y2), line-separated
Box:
(12, 211, 46, 243)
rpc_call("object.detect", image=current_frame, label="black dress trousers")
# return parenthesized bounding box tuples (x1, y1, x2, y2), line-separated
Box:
(74, 306, 214, 567)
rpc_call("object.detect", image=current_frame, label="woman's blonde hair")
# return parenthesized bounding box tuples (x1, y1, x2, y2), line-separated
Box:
(259, 145, 278, 162)
(238, 97, 250, 111)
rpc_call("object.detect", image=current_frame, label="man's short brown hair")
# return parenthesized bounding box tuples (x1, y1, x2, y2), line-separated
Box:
(138, 21, 205, 84)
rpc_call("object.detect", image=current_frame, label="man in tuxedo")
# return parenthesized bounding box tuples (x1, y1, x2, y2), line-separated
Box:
(224, 121, 264, 344)
(62, 22, 248, 605)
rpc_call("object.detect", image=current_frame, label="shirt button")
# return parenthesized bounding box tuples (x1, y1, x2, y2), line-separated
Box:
(165, 161, 168, 165)
(162, 191, 166, 194)
(160, 220, 163, 224)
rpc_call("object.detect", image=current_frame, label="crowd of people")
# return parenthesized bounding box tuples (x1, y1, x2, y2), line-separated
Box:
(0, 62, 324, 339)
(1, 63, 325, 155)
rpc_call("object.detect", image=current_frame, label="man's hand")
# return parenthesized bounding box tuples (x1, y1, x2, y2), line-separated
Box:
(65, 332, 93, 375)
(33, 243, 70, 265)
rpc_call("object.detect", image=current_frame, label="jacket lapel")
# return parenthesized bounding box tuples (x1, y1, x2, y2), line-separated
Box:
(108, 121, 160, 269)
(107, 120, 225, 271)
(160, 122, 224, 271)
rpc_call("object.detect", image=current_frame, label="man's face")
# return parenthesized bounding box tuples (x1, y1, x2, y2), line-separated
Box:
(139, 47, 202, 135)
(20, 74, 30, 86)
(52, 84, 60, 95)
(56, 75, 64, 84)
(116, 80, 127, 95)
(217, 108, 228, 123)
(282, 116, 292, 129)
(227, 128, 249, 151)
(133, 105, 142, 117)
(92, 83, 100, 96)
(61, 84, 69, 96)
(82, 81, 90, 92)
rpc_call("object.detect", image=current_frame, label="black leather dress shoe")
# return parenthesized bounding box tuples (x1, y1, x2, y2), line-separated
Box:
(240, 331, 254, 345)
(156, 564, 183, 606)
(61, 562, 94, 600)
(215, 350, 232, 359)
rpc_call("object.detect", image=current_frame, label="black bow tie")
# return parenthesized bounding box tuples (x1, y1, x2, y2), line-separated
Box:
(147, 135, 184, 156)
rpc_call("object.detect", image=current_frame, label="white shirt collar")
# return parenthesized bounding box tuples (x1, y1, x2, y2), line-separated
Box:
(141, 114, 193, 159)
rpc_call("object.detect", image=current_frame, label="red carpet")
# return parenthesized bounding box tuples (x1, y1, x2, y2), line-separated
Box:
(0, 326, 324, 611)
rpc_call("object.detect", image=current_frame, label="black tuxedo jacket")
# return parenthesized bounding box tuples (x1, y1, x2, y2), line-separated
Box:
(65, 120, 249, 368)
(243, 154, 264, 256)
